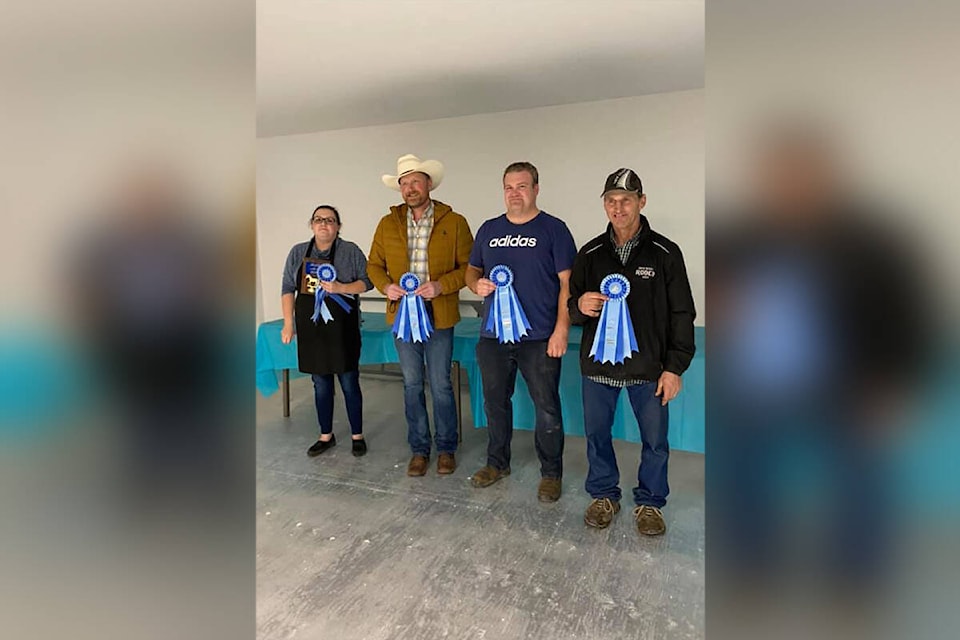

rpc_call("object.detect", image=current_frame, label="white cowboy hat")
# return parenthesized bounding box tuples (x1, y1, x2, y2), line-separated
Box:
(381, 154, 444, 191)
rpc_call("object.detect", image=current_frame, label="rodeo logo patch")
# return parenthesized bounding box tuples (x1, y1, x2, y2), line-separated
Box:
(635, 266, 656, 279)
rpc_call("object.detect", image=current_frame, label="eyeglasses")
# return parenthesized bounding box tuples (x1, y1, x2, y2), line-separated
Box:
(311, 217, 338, 225)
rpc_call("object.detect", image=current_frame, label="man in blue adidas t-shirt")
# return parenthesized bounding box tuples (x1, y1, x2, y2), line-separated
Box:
(465, 161, 577, 503)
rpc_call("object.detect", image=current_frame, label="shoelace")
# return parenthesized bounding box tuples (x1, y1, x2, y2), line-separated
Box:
(592, 498, 615, 514)
(633, 505, 663, 519)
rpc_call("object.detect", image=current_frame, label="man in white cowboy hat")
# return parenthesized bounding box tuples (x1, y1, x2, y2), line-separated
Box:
(367, 154, 474, 477)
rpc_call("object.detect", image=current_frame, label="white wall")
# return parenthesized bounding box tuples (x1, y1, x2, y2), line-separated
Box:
(257, 89, 704, 325)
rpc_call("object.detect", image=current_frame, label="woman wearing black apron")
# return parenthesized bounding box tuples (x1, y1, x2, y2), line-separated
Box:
(280, 205, 374, 456)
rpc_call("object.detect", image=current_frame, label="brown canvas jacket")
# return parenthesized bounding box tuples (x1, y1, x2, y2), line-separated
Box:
(367, 199, 473, 330)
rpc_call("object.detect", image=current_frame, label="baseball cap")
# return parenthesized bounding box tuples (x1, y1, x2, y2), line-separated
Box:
(601, 168, 643, 197)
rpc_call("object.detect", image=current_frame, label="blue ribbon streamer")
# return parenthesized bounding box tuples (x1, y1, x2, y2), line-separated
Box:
(484, 265, 531, 344)
(589, 274, 639, 364)
(392, 272, 433, 343)
(311, 263, 352, 324)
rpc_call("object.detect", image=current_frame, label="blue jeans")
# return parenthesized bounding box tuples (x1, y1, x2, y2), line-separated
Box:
(476, 338, 564, 478)
(582, 377, 669, 507)
(312, 370, 363, 436)
(394, 327, 457, 456)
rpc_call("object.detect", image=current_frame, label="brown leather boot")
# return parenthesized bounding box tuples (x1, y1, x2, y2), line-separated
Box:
(406, 455, 428, 477)
(437, 453, 456, 475)
(470, 465, 510, 488)
(584, 498, 620, 529)
(634, 505, 666, 536)
(537, 477, 562, 502)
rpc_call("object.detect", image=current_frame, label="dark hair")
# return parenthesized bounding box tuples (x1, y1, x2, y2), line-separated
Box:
(311, 204, 341, 225)
(503, 161, 539, 185)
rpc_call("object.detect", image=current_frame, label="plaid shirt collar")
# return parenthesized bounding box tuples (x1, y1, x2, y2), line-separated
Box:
(609, 223, 643, 264)
(407, 200, 434, 225)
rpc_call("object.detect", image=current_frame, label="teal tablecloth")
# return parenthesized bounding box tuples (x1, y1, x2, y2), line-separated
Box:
(256, 313, 705, 453)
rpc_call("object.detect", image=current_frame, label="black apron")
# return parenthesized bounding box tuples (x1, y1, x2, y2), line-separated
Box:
(294, 237, 362, 375)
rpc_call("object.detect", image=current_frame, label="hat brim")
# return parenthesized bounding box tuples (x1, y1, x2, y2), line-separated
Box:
(381, 160, 444, 191)
(601, 188, 643, 197)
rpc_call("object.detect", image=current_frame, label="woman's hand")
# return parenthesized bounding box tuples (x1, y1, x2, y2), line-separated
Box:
(281, 321, 295, 344)
(319, 280, 343, 295)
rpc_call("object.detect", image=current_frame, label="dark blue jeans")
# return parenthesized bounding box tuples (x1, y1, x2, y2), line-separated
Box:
(476, 338, 564, 478)
(312, 370, 363, 436)
(394, 327, 457, 456)
(582, 377, 669, 507)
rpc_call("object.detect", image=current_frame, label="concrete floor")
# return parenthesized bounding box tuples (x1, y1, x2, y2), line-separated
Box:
(257, 373, 704, 640)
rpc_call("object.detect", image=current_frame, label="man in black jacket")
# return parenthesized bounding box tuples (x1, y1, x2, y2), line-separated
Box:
(568, 168, 696, 535)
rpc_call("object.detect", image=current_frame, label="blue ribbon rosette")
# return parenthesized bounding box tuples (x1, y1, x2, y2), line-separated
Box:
(310, 263, 352, 324)
(589, 273, 639, 364)
(484, 265, 532, 343)
(392, 272, 434, 343)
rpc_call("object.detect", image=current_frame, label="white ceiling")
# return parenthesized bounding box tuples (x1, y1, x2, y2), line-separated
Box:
(257, 0, 704, 137)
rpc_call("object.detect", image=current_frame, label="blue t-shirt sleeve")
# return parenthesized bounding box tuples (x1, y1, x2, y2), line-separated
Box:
(553, 220, 577, 273)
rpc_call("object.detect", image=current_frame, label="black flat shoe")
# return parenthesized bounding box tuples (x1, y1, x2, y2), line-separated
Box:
(307, 435, 336, 457)
(351, 438, 367, 457)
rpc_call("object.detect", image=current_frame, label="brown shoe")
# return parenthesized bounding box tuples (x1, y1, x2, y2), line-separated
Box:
(634, 505, 666, 536)
(584, 498, 621, 529)
(406, 455, 428, 477)
(537, 477, 562, 502)
(470, 465, 510, 488)
(437, 453, 456, 475)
